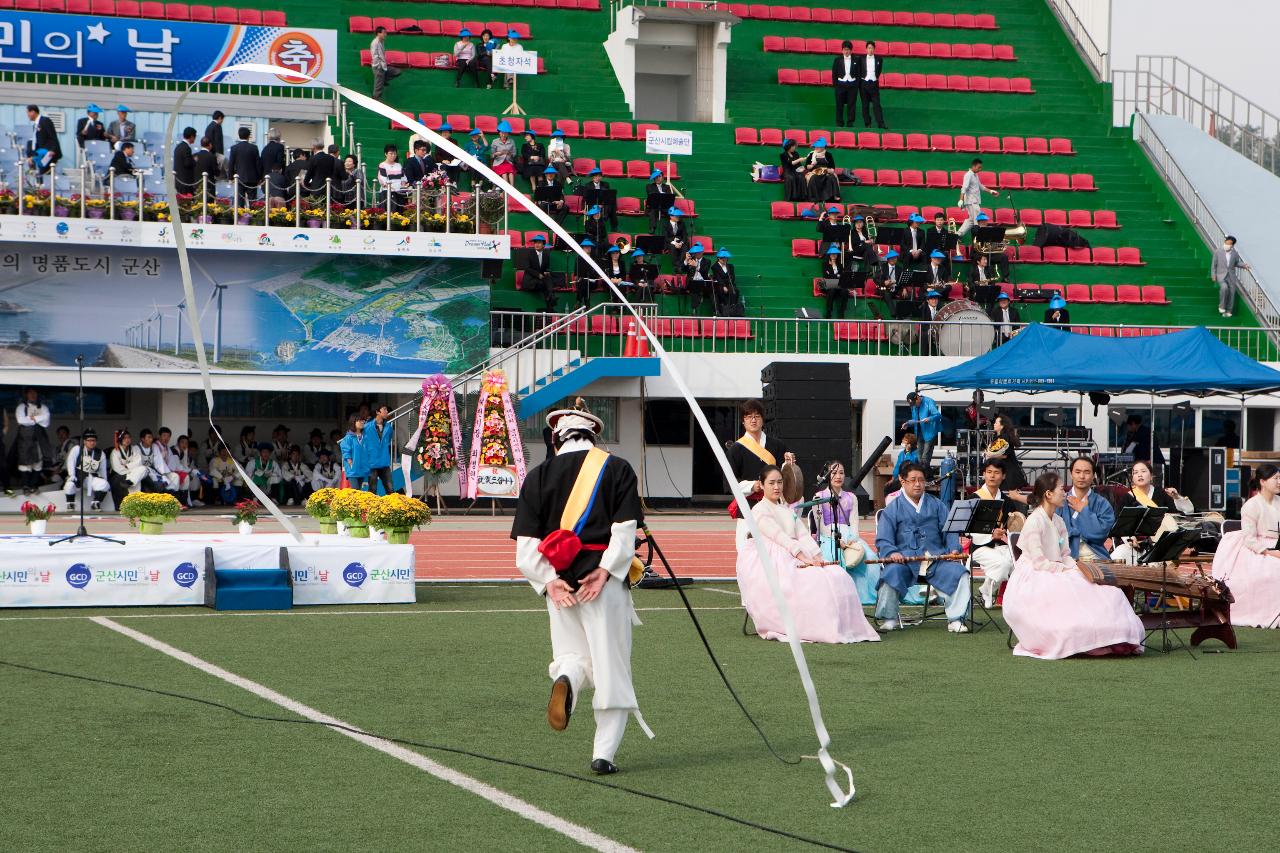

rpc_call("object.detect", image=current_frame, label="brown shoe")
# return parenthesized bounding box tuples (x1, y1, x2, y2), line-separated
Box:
(547, 675, 572, 731)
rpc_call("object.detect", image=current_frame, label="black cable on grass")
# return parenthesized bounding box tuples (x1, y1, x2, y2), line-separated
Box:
(0, 659, 861, 853)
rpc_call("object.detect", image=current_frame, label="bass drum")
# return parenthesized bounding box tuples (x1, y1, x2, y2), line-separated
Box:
(935, 299, 995, 357)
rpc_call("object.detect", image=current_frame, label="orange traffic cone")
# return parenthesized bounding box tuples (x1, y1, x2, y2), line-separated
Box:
(623, 321, 638, 357)
(634, 323, 651, 357)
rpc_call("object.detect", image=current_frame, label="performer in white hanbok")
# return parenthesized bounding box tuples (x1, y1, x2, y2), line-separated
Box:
(109, 430, 150, 506)
(14, 387, 53, 494)
(310, 448, 342, 492)
(970, 458, 1021, 609)
(64, 429, 109, 511)
(1213, 463, 1280, 628)
(137, 429, 180, 491)
(512, 408, 653, 775)
(280, 446, 312, 506)
(209, 445, 244, 504)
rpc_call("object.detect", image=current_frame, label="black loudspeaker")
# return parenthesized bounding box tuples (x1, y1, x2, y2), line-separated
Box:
(763, 380, 850, 402)
(760, 362, 854, 485)
(760, 361, 848, 384)
(481, 259, 504, 279)
(1169, 447, 1227, 511)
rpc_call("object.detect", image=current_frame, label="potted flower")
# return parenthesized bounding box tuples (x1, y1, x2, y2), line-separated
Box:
(119, 492, 183, 534)
(268, 206, 295, 227)
(115, 199, 140, 221)
(330, 488, 375, 538)
(306, 487, 340, 534)
(303, 206, 327, 228)
(144, 199, 170, 222)
(20, 501, 56, 535)
(0, 189, 16, 215)
(85, 197, 107, 219)
(232, 498, 261, 535)
(365, 494, 432, 544)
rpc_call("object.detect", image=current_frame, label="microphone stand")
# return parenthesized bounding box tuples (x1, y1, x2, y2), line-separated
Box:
(50, 354, 124, 546)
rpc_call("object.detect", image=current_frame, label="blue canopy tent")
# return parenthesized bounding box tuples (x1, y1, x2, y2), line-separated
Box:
(915, 325, 1280, 486)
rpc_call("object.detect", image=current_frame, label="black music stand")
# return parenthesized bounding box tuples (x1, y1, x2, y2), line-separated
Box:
(974, 283, 1002, 306)
(944, 499, 1007, 634)
(1138, 527, 1202, 656)
(582, 187, 617, 224)
(1109, 506, 1167, 543)
(50, 355, 123, 548)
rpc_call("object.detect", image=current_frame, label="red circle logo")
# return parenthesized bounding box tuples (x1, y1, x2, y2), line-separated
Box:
(268, 32, 324, 84)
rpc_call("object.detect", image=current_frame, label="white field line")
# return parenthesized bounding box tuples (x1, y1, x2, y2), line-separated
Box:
(0, 605, 742, 623)
(89, 617, 638, 853)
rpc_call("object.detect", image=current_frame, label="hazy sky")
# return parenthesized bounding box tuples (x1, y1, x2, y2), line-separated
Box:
(1109, 0, 1280, 116)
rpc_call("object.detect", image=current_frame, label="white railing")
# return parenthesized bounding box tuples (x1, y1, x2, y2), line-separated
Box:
(0, 70, 332, 100)
(1112, 56, 1280, 175)
(1132, 112, 1280, 333)
(1044, 0, 1109, 81)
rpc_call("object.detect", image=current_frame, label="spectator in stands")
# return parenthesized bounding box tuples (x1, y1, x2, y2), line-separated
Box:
(967, 252, 994, 300)
(202, 426, 221, 465)
(76, 104, 106, 149)
(877, 249, 902, 307)
(454, 28, 479, 88)
(109, 141, 136, 179)
(780, 139, 807, 203)
(108, 429, 145, 506)
(271, 424, 291, 463)
(171, 434, 206, 507)
(311, 448, 341, 492)
(664, 206, 689, 269)
(304, 141, 343, 194)
(988, 291, 1020, 345)
(174, 127, 198, 194)
(284, 147, 310, 189)
(26, 105, 61, 175)
(1043, 295, 1070, 328)
(804, 139, 840, 203)
(547, 129, 573, 184)
(924, 212, 954, 277)
(462, 129, 489, 190)
(1212, 235, 1252, 319)
(64, 429, 109, 512)
(302, 429, 328, 466)
(602, 244, 627, 291)
(684, 244, 711, 313)
(711, 249, 742, 316)
(856, 42, 886, 129)
(434, 124, 462, 185)
(403, 139, 438, 187)
(502, 32, 524, 90)
(956, 158, 1000, 238)
(519, 131, 547, 193)
(522, 234, 556, 311)
(925, 251, 949, 291)
(832, 40, 858, 128)
(194, 137, 219, 198)
(645, 169, 674, 234)
(54, 425, 73, 475)
(476, 29, 498, 89)
(227, 127, 262, 205)
(209, 444, 243, 504)
(260, 127, 286, 177)
(137, 429, 179, 494)
(821, 246, 850, 319)
(281, 446, 312, 506)
(336, 155, 365, 207)
(106, 105, 136, 149)
(534, 167, 568, 225)
(490, 122, 518, 180)
(377, 143, 407, 211)
(247, 443, 283, 501)
(583, 167, 617, 228)
(204, 110, 226, 165)
(237, 425, 257, 464)
(627, 249, 658, 302)
(584, 206, 608, 257)
(903, 213, 927, 269)
(371, 26, 400, 101)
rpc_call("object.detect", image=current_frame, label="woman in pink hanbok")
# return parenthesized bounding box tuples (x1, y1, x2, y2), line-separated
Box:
(736, 465, 879, 644)
(1213, 463, 1280, 628)
(1003, 472, 1144, 659)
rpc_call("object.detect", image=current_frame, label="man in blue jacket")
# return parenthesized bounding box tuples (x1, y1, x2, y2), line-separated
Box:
(340, 416, 369, 491)
(362, 404, 395, 495)
(902, 390, 942, 472)
(1055, 456, 1115, 561)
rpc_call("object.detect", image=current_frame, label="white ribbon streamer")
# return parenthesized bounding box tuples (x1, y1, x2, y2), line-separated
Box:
(182, 64, 855, 806)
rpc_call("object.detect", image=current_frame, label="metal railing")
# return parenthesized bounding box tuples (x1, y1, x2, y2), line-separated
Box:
(0, 70, 332, 100)
(1132, 112, 1280, 333)
(1112, 56, 1280, 175)
(1044, 0, 1108, 81)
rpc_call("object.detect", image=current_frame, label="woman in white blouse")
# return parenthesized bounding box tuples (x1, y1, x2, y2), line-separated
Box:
(1213, 463, 1280, 627)
(735, 464, 878, 644)
(376, 143, 406, 211)
(1003, 472, 1144, 659)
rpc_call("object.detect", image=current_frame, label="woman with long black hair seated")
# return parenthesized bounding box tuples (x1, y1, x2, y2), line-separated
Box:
(779, 138, 807, 202)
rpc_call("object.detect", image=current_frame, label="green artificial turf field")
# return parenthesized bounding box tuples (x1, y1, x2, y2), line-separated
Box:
(3, 583, 1278, 852)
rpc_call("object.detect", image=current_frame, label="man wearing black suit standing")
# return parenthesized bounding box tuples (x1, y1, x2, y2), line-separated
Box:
(259, 128, 286, 178)
(857, 42, 886, 129)
(402, 140, 437, 186)
(205, 110, 226, 170)
(831, 41, 859, 128)
(227, 127, 262, 205)
(26, 105, 61, 174)
(522, 234, 556, 312)
(174, 127, 198, 193)
(75, 104, 106, 149)
(303, 142, 342, 194)
(194, 136, 218, 199)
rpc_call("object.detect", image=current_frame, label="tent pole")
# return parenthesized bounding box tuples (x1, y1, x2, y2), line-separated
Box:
(1240, 393, 1247, 453)
(1150, 393, 1157, 479)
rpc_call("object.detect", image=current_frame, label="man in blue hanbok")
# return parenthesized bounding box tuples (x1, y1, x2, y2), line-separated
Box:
(1056, 456, 1115, 561)
(875, 463, 971, 633)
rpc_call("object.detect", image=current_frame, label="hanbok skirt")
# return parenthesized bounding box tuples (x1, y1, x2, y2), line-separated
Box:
(1002, 563, 1144, 659)
(737, 537, 879, 643)
(820, 524, 881, 605)
(1212, 531, 1280, 628)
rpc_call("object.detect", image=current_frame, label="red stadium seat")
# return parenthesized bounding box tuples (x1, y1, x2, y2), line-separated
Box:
(446, 114, 472, 132)
(1092, 285, 1116, 303)
(656, 161, 678, 180)
(474, 115, 499, 133)
(1011, 78, 1033, 94)
(237, 8, 261, 25)
(832, 130, 857, 149)
(1046, 173, 1070, 191)
(783, 128, 806, 144)
(1116, 285, 1142, 304)
(929, 134, 953, 152)
(876, 169, 901, 187)
(371, 16, 395, 33)
(1002, 136, 1025, 155)
(968, 76, 990, 92)
(1070, 173, 1097, 191)
(769, 6, 791, 21)
(625, 160, 649, 179)
(759, 128, 783, 146)
(1068, 210, 1092, 228)
(791, 7, 811, 22)
(782, 36, 804, 53)
(419, 21, 441, 35)
(441, 20, 462, 36)
(853, 168, 875, 185)
(948, 75, 969, 91)
(1043, 247, 1067, 264)
(1044, 209, 1067, 226)
(778, 68, 800, 85)
(1093, 210, 1118, 229)
(582, 121, 606, 139)
(872, 10, 892, 25)
(930, 43, 952, 59)
(88, 0, 116, 14)
(385, 50, 408, 68)
(881, 133, 905, 150)
(763, 36, 784, 52)
(975, 13, 997, 29)
(408, 52, 432, 69)
(1141, 286, 1170, 305)
(971, 43, 994, 61)
(791, 239, 818, 258)
(1018, 209, 1043, 226)
(880, 73, 904, 88)
(1022, 172, 1046, 190)
(1067, 247, 1092, 265)
(528, 117, 552, 135)
(925, 73, 947, 90)
(949, 170, 967, 187)
(798, 69, 821, 85)
(807, 130, 831, 146)
(1117, 248, 1143, 266)
(1025, 137, 1049, 155)
(1092, 247, 1117, 265)
(994, 44, 1015, 61)
(599, 160, 623, 178)
(892, 11, 912, 26)
(165, 3, 189, 20)
(954, 135, 977, 153)
(1065, 284, 1092, 304)
(857, 132, 880, 150)
(994, 209, 1017, 226)
(1049, 138, 1075, 155)
(904, 73, 926, 90)
(748, 4, 768, 18)
(770, 202, 794, 220)
(350, 16, 373, 33)
(905, 133, 929, 151)
(997, 172, 1021, 190)
(140, 1, 163, 16)
(804, 37, 826, 53)
(212, 5, 234, 22)
(555, 119, 580, 138)
(901, 170, 925, 187)
(615, 197, 641, 216)
(571, 158, 595, 175)
(734, 127, 759, 145)
(955, 13, 977, 28)
(68, 0, 91, 10)
(978, 136, 1000, 153)
(910, 42, 930, 58)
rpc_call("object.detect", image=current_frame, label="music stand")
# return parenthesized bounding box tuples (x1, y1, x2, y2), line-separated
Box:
(944, 499, 1007, 634)
(974, 283, 1002, 306)
(1109, 506, 1167, 542)
(1137, 527, 1202, 656)
(50, 355, 123, 547)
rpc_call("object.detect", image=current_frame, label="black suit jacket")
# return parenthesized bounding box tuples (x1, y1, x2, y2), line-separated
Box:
(920, 302, 943, 322)
(968, 264, 995, 290)
(987, 304, 1021, 324)
(584, 217, 609, 247)
(403, 154, 438, 185)
(924, 226, 951, 257)
(76, 117, 105, 146)
(174, 141, 196, 190)
(284, 157, 309, 187)
(602, 256, 627, 281)
(194, 149, 218, 187)
(108, 150, 134, 177)
(205, 120, 225, 156)
(711, 261, 737, 290)
(304, 152, 342, 191)
(227, 140, 262, 186)
(857, 55, 884, 82)
(33, 115, 61, 160)
(664, 219, 688, 248)
(260, 140, 286, 176)
(629, 262, 658, 285)
(523, 248, 552, 278)
(831, 54, 859, 85)
(645, 181, 674, 210)
(1043, 308, 1071, 326)
(876, 261, 902, 291)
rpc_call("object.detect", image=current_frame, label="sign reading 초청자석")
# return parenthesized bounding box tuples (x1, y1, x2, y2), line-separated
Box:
(0, 9, 337, 86)
(492, 48, 538, 75)
(645, 129, 693, 157)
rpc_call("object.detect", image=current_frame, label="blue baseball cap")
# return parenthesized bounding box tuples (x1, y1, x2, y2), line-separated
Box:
(543, 166, 557, 174)
(523, 130, 537, 138)
(688, 244, 703, 253)
(459, 28, 471, 36)
(115, 104, 130, 112)
(997, 291, 1011, 301)
(717, 248, 731, 258)
(668, 206, 683, 216)
(496, 120, 512, 133)
(886, 250, 899, 259)
(438, 122, 452, 131)
(909, 213, 925, 223)
(581, 238, 595, 247)
(813, 138, 828, 148)
(86, 103, 102, 113)
(650, 169, 662, 179)
(586, 205, 601, 216)
(530, 234, 546, 243)
(468, 128, 482, 136)
(632, 249, 646, 257)
(607, 245, 620, 253)
(926, 289, 941, 299)
(826, 245, 842, 255)
(552, 129, 565, 137)
(508, 32, 520, 39)
(588, 167, 602, 175)
(976, 213, 990, 222)
(1050, 295, 1066, 309)
(827, 205, 841, 214)
(853, 215, 865, 221)
(930, 250, 945, 259)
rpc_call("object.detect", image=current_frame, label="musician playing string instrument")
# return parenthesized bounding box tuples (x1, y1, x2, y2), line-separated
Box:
(969, 458, 1020, 610)
(1054, 456, 1115, 562)
(874, 463, 971, 633)
(727, 399, 796, 549)
(1002, 472, 1144, 659)
(1212, 463, 1280, 628)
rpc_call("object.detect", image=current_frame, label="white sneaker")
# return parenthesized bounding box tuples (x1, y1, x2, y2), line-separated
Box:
(877, 620, 898, 633)
(948, 620, 969, 633)
(1218, 308, 1226, 315)
(1224, 312, 1233, 318)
